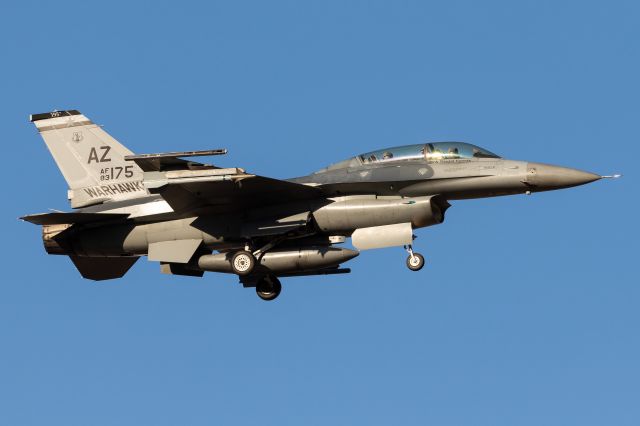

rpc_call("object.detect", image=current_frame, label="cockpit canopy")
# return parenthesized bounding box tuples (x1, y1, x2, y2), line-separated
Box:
(314, 142, 501, 174)
(358, 142, 500, 164)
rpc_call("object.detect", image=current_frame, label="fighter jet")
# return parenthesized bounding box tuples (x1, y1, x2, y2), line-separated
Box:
(21, 110, 618, 300)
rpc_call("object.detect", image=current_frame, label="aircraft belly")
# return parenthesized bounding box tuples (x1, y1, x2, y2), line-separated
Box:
(68, 217, 234, 257)
(63, 209, 311, 258)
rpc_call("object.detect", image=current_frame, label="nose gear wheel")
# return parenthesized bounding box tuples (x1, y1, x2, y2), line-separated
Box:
(404, 245, 425, 271)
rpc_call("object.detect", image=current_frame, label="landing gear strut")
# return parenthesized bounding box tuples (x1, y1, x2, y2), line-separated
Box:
(256, 275, 282, 301)
(404, 245, 425, 271)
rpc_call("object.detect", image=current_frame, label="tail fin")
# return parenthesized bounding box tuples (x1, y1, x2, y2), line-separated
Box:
(30, 110, 147, 208)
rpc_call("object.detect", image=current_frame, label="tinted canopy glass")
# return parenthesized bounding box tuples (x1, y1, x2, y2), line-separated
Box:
(358, 142, 500, 164)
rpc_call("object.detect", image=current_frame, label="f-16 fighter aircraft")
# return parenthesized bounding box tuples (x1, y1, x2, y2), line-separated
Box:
(22, 110, 618, 300)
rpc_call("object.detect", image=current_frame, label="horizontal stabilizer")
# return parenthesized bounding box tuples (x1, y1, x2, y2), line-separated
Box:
(69, 256, 138, 281)
(20, 212, 129, 225)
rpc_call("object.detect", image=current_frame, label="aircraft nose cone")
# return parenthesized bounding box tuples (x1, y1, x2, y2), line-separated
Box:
(527, 162, 601, 189)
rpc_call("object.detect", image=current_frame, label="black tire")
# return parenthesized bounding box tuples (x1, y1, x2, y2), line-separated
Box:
(406, 253, 425, 271)
(256, 276, 282, 301)
(231, 250, 256, 276)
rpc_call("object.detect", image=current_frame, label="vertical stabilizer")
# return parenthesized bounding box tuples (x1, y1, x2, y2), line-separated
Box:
(30, 110, 147, 208)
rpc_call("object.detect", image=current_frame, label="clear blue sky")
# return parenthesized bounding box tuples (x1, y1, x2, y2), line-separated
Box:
(1, 1, 638, 425)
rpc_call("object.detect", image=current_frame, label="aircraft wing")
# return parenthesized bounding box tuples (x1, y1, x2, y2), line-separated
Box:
(20, 212, 130, 225)
(142, 167, 322, 212)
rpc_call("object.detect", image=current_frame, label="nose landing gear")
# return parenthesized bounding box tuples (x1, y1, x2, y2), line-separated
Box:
(404, 245, 425, 271)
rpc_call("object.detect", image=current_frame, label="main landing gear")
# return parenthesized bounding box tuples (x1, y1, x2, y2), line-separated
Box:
(404, 244, 425, 271)
(231, 250, 256, 276)
(230, 236, 288, 276)
(255, 275, 282, 301)
(231, 243, 281, 301)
